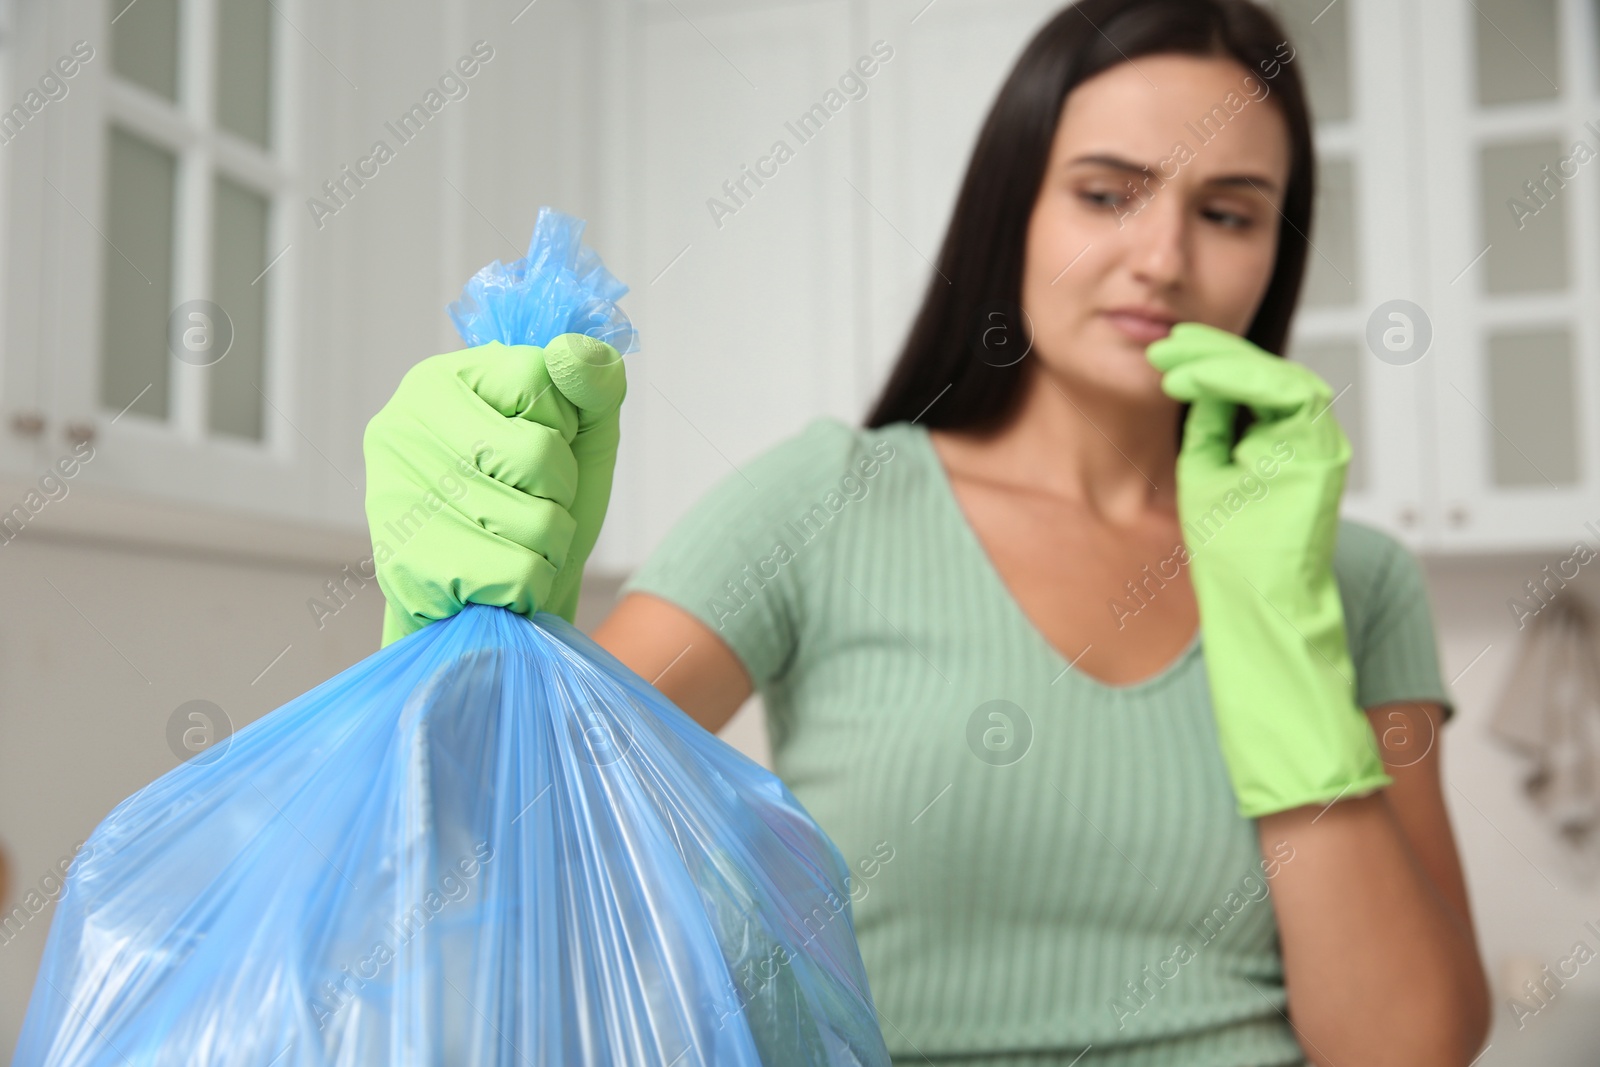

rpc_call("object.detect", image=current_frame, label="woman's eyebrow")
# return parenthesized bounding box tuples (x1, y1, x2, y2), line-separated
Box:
(1066, 153, 1280, 194)
(1067, 153, 1155, 176)
(1208, 174, 1281, 194)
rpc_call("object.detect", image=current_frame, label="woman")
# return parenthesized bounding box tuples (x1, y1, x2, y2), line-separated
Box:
(363, 0, 1492, 1062)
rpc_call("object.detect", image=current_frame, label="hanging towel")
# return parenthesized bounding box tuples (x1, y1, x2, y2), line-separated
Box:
(1490, 594, 1600, 854)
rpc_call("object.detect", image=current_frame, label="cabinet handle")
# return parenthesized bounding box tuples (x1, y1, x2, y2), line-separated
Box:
(64, 421, 96, 447)
(1447, 504, 1470, 528)
(1397, 506, 1418, 528)
(9, 410, 44, 438)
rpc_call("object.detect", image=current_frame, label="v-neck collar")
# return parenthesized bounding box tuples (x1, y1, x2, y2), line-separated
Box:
(903, 420, 1202, 694)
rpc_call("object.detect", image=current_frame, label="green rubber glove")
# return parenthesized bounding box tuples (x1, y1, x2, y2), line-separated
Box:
(1146, 323, 1391, 819)
(362, 334, 626, 646)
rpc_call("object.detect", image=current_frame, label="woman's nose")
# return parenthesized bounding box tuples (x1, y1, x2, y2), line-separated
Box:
(1124, 195, 1188, 290)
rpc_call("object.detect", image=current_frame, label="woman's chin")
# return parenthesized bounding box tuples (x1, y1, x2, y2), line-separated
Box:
(1039, 364, 1172, 409)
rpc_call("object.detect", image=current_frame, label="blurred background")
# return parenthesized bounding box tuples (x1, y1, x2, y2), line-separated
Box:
(0, 0, 1597, 1061)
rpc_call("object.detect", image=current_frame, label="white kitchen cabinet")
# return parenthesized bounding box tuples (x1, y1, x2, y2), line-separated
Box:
(600, 0, 862, 569)
(0, 0, 595, 537)
(0, 0, 60, 481)
(2, 0, 1595, 559)
(1417, 0, 1600, 552)
(1267, 0, 1438, 540)
(31, 0, 335, 523)
(857, 0, 1065, 384)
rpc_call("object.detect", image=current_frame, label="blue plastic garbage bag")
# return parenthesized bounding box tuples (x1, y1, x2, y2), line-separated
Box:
(14, 209, 891, 1066)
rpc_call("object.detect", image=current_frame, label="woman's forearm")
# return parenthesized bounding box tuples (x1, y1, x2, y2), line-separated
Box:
(1258, 792, 1491, 1067)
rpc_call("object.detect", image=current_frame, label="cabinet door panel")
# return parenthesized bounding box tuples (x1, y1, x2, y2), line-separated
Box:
(0, 0, 77, 478)
(860, 0, 1060, 390)
(99, 125, 178, 423)
(614, 0, 858, 568)
(1483, 326, 1580, 488)
(1276, 0, 1433, 541)
(1418, 0, 1600, 550)
(48, 0, 322, 522)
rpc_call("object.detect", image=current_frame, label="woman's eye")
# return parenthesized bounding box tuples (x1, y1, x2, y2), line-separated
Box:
(1078, 188, 1128, 210)
(1203, 206, 1254, 229)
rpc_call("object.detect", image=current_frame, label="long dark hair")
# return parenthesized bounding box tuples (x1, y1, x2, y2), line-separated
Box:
(864, 0, 1314, 444)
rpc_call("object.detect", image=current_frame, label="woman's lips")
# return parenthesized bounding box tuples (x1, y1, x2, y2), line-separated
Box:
(1103, 311, 1176, 344)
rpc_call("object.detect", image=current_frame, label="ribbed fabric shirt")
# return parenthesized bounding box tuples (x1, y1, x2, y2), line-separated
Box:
(619, 416, 1456, 1066)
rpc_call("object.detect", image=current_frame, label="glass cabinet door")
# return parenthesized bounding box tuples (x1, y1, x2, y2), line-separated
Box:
(45, 0, 326, 523)
(1269, 0, 1436, 542)
(1418, 0, 1600, 551)
(0, 0, 65, 477)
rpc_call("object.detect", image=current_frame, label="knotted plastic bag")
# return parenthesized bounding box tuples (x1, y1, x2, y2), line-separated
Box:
(15, 208, 890, 1066)
(448, 206, 639, 357)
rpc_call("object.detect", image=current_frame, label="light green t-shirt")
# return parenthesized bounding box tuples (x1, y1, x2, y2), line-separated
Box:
(620, 416, 1456, 1067)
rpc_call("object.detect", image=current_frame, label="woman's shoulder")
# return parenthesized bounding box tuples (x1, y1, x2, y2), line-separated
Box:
(1332, 516, 1435, 639)
(735, 416, 914, 500)
(759, 415, 909, 464)
(1333, 519, 1454, 718)
(1332, 517, 1418, 590)
(651, 417, 916, 553)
